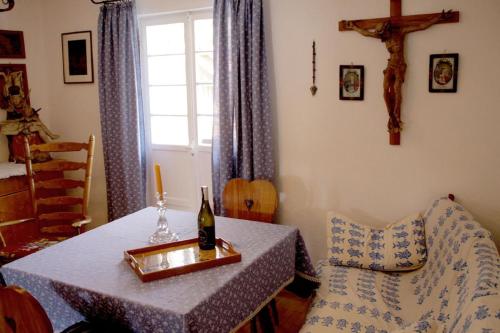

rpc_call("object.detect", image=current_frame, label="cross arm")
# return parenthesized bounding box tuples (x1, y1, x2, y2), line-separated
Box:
(339, 11, 459, 31)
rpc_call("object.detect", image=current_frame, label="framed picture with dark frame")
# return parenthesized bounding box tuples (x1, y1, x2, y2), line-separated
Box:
(61, 31, 94, 84)
(429, 53, 458, 93)
(0, 30, 26, 58)
(339, 65, 364, 100)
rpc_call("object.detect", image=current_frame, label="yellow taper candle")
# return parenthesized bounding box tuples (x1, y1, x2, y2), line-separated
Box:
(154, 163, 164, 200)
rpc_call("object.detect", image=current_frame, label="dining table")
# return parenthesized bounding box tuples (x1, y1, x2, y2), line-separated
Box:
(0, 207, 318, 333)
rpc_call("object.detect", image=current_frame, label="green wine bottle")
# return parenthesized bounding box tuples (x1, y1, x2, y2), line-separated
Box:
(198, 186, 215, 250)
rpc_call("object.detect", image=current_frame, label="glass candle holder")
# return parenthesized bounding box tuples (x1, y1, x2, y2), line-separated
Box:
(149, 192, 179, 244)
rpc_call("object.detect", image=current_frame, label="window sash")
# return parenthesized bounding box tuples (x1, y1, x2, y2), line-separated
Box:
(140, 10, 213, 149)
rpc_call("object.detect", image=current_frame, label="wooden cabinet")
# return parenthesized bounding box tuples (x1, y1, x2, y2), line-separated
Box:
(0, 172, 64, 223)
(0, 176, 32, 222)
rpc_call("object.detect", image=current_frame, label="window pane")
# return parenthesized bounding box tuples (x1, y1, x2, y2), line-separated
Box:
(197, 115, 213, 145)
(195, 52, 213, 84)
(151, 115, 189, 146)
(194, 19, 213, 52)
(148, 55, 186, 85)
(149, 86, 187, 115)
(146, 23, 185, 55)
(196, 84, 213, 115)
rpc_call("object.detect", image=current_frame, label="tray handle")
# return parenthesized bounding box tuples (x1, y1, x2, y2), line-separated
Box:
(221, 239, 235, 252)
(124, 251, 139, 270)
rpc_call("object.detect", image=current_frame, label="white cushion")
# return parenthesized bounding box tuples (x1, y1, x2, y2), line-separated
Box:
(326, 212, 427, 271)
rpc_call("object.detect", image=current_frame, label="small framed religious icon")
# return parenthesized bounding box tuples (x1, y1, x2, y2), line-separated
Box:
(61, 31, 94, 84)
(339, 65, 364, 100)
(429, 53, 458, 93)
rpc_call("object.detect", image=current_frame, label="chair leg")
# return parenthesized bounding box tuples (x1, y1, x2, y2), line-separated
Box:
(258, 306, 275, 333)
(270, 298, 279, 326)
(250, 317, 258, 333)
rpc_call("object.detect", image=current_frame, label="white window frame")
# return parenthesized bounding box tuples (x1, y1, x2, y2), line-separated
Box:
(139, 10, 213, 153)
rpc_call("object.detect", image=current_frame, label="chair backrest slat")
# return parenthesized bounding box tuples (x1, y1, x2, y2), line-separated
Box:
(38, 211, 84, 222)
(36, 178, 84, 190)
(30, 142, 88, 153)
(32, 160, 86, 172)
(37, 196, 83, 207)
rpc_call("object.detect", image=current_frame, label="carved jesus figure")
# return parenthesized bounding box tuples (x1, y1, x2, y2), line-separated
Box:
(345, 10, 452, 134)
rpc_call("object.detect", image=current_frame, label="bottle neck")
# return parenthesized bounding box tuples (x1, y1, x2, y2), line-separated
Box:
(201, 186, 209, 203)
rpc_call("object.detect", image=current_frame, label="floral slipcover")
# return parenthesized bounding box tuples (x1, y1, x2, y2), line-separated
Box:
(301, 197, 499, 333)
(327, 212, 427, 271)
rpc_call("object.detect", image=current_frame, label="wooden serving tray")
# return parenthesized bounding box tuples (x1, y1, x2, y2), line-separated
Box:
(124, 238, 241, 282)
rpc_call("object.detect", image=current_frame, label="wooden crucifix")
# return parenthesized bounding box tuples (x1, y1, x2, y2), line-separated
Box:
(339, 0, 459, 145)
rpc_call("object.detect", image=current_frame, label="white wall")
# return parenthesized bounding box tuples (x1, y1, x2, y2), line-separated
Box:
(266, 0, 500, 262)
(2, 0, 498, 264)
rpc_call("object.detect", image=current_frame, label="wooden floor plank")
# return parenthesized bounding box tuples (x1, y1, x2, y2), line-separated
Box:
(237, 289, 314, 333)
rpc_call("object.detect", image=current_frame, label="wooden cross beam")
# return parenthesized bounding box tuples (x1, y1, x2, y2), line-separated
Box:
(339, 0, 459, 145)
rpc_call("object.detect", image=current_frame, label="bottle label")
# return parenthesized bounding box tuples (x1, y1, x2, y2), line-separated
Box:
(198, 226, 215, 250)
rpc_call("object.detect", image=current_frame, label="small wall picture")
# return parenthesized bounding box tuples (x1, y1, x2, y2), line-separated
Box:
(339, 65, 364, 100)
(61, 31, 94, 84)
(0, 30, 26, 58)
(0, 64, 30, 111)
(429, 53, 458, 93)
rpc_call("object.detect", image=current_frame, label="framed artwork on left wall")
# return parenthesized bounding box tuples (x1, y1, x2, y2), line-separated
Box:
(0, 30, 26, 58)
(61, 30, 94, 84)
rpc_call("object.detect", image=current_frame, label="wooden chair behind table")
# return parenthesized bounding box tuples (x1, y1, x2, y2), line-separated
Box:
(0, 135, 95, 264)
(222, 178, 278, 223)
(222, 178, 279, 333)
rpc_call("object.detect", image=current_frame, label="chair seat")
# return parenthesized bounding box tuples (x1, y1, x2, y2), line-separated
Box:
(0, 236, 67, 264)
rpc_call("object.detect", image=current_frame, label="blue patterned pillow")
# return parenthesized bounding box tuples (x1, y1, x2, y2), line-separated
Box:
(327, 212, 427, 271)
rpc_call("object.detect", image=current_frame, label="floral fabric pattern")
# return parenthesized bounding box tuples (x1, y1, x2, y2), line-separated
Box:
(98, 0, 147, 221)
(327, 212, 427, 271)
(1, 208, 317, 333)
(302, 197, 499, 333)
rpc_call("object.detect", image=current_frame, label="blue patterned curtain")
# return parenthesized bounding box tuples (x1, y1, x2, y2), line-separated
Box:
(212, 0, 274, 215)
(98, 1, 146, 221)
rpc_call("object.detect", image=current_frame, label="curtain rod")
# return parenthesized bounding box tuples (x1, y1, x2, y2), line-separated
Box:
(139, 7, 212, 18)
(90, 0, 125, 4)
(0, 0, 15, 12)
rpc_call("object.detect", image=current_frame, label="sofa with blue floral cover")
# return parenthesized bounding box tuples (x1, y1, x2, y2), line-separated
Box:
(301, 197, 499, 333)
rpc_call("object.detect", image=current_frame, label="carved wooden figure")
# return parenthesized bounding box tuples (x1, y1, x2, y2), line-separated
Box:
(339, 0, 459, 145)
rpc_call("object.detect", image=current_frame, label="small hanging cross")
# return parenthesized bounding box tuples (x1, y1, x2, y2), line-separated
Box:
(310, 40, 318, 96)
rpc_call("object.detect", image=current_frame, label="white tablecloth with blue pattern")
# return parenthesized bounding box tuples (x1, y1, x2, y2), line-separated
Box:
(1, 208, 317, 332)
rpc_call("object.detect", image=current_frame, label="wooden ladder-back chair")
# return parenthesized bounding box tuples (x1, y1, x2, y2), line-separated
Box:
(25, 135, 96, 236)
(222, 178, 278, 223)
(0, 135, 95, 264)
